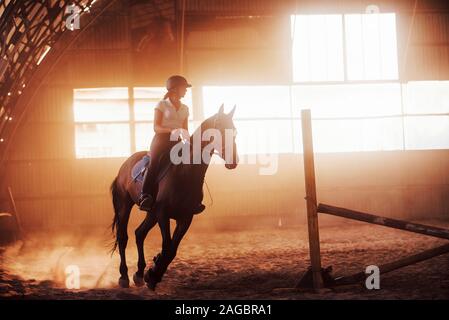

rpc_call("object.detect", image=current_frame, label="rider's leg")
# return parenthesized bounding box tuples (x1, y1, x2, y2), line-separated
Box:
(138, 165, 156, 211)
(139, 133, 171, 211)
(139, 133, 206, 214)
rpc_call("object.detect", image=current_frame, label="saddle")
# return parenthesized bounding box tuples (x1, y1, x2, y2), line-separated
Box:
(131, 152, 173, 184)
(131, 154, 151, 182)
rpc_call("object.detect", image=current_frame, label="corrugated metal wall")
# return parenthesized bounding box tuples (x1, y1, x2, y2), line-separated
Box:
(185, 15, 291, 84)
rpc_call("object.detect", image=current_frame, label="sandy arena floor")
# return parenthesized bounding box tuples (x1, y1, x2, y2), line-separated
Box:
(1, 220, 449, 300)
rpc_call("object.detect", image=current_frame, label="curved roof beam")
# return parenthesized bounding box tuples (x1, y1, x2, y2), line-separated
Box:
(0, 0, 118, 172)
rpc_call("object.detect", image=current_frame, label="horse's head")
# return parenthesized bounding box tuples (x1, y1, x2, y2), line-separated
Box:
(213, 104, 239, 170)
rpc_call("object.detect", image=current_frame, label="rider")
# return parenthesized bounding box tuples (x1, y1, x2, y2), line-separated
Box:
(138, 75, 206, 214)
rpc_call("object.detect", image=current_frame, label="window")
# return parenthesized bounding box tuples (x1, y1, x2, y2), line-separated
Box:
(202, 86, 291, 119)
(402, 81, 449, 150)
(73, 87, 192, 158)
(134, 87, 193, 152)
(134, 87, 166, 121)
(287, 12, 449, 153)
(202, 86, 294, 155)
(75, 123, 131, 158)
(345, 13, 398, 80)
(74, 81, 449, 158)
(234, 119, 294, 155)
(291, 14, 344, 82)
(133, 87, 166, 152)
(134, 87, 193, 121)
(291, 83, 403, 152)
(403, 81, 449, 114)
(291, 83, 402, 118)
(291, 13, 399, 82)
(404, 116, 449, 150)
(310, 118, 404, 153)
(74, 88, 131, 158)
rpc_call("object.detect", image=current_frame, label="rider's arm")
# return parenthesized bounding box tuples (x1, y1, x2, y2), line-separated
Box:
(153, 109, 172, 134)
(180, 118, 190, 140)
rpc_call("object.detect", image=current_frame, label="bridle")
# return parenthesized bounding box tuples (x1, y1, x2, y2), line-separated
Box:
(212, 114, 237, 158)
(181, 114, 236, 158)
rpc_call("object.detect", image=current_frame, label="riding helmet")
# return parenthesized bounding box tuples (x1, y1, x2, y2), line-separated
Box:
(166, 75, 192, 91)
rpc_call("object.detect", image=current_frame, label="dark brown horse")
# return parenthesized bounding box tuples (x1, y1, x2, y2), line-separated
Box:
(110, 104, 238, 290)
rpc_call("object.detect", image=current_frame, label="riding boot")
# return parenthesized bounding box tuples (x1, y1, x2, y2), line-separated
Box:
(139, 167, 154, 211)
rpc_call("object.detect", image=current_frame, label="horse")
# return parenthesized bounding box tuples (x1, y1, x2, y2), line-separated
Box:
(110, 104, 238, 290)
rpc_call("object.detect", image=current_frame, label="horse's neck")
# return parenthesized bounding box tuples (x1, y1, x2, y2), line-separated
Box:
(184, 117, 215, 182)
(189, 115, 215, 146)
(189, 116, 215, 162)
(177, 157, 209, 192)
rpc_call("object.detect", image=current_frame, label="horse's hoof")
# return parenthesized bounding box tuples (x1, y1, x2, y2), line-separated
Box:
(133, 273, 145, 287)
(146, 278, 158, 291)
(118, 277, 130, 288)
(144, 268, 155, 283)
(144, 270, 150, 283)
(144, 269, 159, 291)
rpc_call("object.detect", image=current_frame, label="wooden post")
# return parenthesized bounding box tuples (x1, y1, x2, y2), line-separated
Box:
(301, 109, 323, 291)
(334, 243, 449, 286)
(317, 203, 449, 240)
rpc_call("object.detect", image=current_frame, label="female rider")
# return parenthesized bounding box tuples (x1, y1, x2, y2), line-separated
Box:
(138, 75, 205, 215)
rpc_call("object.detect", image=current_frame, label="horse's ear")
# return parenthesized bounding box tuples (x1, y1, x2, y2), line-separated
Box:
(228, 105, 236, 118)
(218, 103, 224, 115)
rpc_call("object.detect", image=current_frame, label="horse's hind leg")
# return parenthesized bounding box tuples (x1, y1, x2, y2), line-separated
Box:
(117, 201, 132, 288)
(133, 211, 158, 286)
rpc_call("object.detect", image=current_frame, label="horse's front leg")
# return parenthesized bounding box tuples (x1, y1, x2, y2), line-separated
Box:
(144, 212, 171, 289)
(170, 216, 193, 259)
(145, 215, 192, 290)
(133, 211, 158, 286)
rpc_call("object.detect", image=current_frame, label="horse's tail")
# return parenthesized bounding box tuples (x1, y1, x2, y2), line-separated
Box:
(110, 176, 121, 254)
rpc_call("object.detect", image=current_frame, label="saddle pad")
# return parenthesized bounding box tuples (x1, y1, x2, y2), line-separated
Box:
(131, 154, 151, 182)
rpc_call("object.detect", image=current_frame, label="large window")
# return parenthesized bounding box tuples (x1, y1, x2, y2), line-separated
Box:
(133, 87, 166, 152)
(203, 86, 294, 154)
(402, 81, 449, 150)
(291, 83, 404, 152)
(291, 13, 398, 82)
(74, 82, 449, 158)
(73, 87, 192, 158)
(202, 82, 449, 154)
(72, 12, 448, 158)
(134, 87, 194, 151)
(344, 13, 398, 80)
(291, 14, 344, 82)
(203, 84, 404, 154)
(74, 88, 131, 158)
(287, 12, 447, 153)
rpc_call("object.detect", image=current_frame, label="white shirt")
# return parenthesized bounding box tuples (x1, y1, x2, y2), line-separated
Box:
(155, 99, 189, 130)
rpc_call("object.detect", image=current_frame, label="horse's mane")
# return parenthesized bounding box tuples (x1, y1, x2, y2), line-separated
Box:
(194, 114, 216, 134)
(182, 113, 219, 165)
